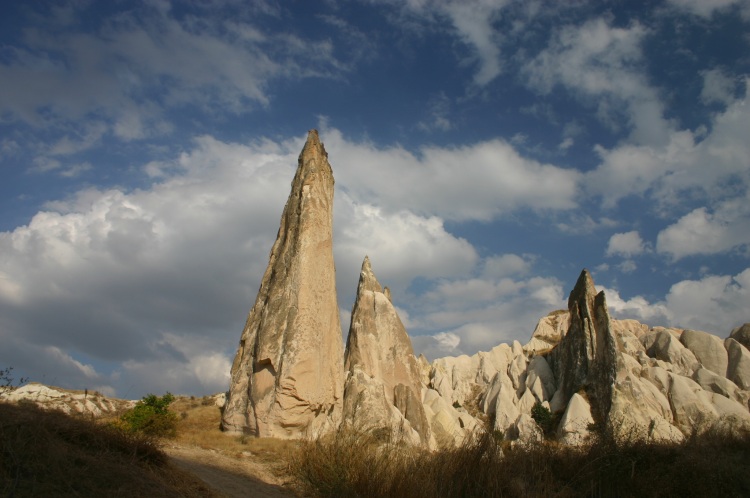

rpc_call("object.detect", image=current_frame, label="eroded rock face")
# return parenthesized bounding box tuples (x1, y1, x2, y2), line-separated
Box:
(680, 329, 727, 376)
(222, 130, 344, 438)
(730, 323, 750, 350)
(343, 257, 431, 445)
(548, 269, 619, 424)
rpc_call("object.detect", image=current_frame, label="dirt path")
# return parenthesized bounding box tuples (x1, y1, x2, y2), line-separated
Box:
(165, 444, 297, 498)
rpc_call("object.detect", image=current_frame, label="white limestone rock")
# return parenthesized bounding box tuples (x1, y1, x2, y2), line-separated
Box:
(558, 393, 594, 445)
(343, 256, 430, 445)
(725, 338, 750, 390)
(680, 329, 728, 376)
(668, 373, 719, 434)
(523, 311, 570, 354)
(641, 330, 700, 376)
(222, 130, 345, 438)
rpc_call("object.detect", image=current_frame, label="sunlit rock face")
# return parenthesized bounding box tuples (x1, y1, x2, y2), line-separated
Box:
(343, 256, 431, 446)
(222, 130, 344, 439)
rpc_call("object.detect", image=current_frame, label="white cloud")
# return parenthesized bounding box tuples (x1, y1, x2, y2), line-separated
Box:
(524, 18, 673, 146)
(656, 196, 750, 260)
(587, 80, 750, 208)
(604, 267, 750, 335)
(606, 230, 646, 257)
(701, 68, 738, 105)
(482, 253, 531, 278)
(324, 127, 581, 222)
(408, 273, 566, 358)
(0, 4, 343, 144)
(667, 0, 749, 18)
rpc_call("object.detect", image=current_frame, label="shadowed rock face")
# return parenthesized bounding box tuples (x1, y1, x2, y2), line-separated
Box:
(549, 269, 619, 423)
(221, 130, 344, 438)
(343, 256, 431, 445)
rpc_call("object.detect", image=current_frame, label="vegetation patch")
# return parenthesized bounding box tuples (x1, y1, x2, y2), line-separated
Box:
(288, 424, 750, 497)
(0, 402, 215, 497)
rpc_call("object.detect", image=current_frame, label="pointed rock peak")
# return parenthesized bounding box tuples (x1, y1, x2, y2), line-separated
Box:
(357, 255, 383, 294)
(300, 129, 327, 161)
(567, 268, 597, 311)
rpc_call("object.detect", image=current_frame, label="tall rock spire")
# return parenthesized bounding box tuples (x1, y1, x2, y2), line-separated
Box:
(343, 256, 431, 445)
(221, 130, 344, 438)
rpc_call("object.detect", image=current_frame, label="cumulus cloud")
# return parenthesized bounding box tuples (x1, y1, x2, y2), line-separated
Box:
(524, 18, 672, 146)
(0, 3, 343, 144)
(606, 230, 646, 257)
(323, 127, 581, 222)
(587, 79, 750, 208)
(407, 269, 566, 358)
(656, 196, 750, 260)
(701, 68, 739, 105)
(604, 267, 750, 335)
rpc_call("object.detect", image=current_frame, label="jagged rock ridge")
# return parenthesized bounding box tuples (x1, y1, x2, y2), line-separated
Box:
(221, 129, 750, 448)
(222, 130, 344, 438)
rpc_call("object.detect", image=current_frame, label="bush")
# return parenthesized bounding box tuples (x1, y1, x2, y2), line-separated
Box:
(531, 401, 557, 436)
(119, 393, 178, 438)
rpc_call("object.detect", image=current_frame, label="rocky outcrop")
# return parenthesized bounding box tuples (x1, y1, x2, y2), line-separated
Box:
(725, 338, 750, 390)
(730, 323, 750, 350)
(680, 329, 728, 376)
(548, 269, 619, 424)
(343, 257, 431, 445)
(523, 311, 569, 354)
(0, 383, 134, 416)
(222, 130, 344, 438)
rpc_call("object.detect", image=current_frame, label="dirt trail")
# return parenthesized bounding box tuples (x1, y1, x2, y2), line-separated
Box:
(165, 444, 296, 498)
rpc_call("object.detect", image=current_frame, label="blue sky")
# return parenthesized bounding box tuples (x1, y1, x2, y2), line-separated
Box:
(1, 0, 749, 398)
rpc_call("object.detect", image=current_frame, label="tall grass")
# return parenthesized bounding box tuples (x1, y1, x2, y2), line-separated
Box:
(0, 402, 215, 497)
(288, 422, 750, 497)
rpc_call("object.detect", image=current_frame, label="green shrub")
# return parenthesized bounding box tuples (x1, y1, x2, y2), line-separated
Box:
(531, 401, 557, 436)
(119, 393, 178, 438)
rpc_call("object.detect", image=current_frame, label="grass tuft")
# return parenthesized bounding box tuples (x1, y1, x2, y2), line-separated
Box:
(288, 421, 750, 497)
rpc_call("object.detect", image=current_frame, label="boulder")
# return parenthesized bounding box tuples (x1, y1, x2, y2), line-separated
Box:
(222, 130, 345, 438)
(668, 373, 719, 434)
(730, 323, 750, 350)
(525, 356, 556, 402)
(641, 330, 700, 375)
(725, 338, 750, 390)
(490, 373, 520, 434)
(692, 367, 742, 402)
(511, 413, 543, 443)
(423, 389, 477, 448)
(680, 329, 728, 376)
(558, 393, 595, 445)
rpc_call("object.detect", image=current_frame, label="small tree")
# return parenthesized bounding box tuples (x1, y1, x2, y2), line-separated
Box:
(531, 401, 557, 436)
(0, 366, 27, 395)
(119, 392, 178, 438)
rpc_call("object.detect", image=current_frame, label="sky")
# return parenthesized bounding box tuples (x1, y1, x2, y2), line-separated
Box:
(1, 0, 749, 399)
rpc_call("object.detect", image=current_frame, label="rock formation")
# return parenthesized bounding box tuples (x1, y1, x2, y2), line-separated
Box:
(548, 269, 619, 424)
(222, 130, 344, 438)
(342, 256, 431, 446)
(218, 129, 750, 447)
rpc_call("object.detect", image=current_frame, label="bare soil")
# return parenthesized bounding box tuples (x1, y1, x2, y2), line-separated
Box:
(166, 443, 296, 498)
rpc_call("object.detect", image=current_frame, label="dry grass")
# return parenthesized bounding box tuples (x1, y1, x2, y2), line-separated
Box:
(0, 402, 216, 497)
(289, 423, 750, 497)
(171, 396, 297, 465)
